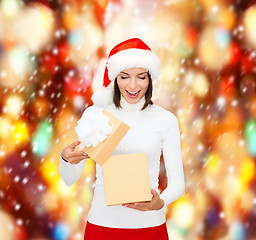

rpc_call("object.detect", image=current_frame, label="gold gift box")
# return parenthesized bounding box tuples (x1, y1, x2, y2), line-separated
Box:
(103, 152, 152, 206)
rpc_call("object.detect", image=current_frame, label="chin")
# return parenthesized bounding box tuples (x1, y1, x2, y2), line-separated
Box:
(127, 97, 142, 104)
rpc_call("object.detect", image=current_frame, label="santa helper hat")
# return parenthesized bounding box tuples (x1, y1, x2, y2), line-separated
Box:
(92, 38, 161, 106)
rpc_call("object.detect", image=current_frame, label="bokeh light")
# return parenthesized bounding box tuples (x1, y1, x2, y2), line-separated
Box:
(3, 94, 24, 117)
(31, 121, 53, 156)
(0, 0, 21, 19)
(12, 120, 29, 144)
(52, 222, 70, 240)
(0, 47, 31, 87)
(243, 4, 256, 50)
(198, 25, 231, 71)
(13, 3, 56, 54)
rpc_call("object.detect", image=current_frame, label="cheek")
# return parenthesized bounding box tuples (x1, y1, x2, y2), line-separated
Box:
(141, 81, 149, 91)
(117, 79, 126, 91)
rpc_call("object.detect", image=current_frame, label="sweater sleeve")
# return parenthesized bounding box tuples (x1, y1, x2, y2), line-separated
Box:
(59, 105, 96, 186)
(59, 154, 88, 186)
(160, 115, 185, 207)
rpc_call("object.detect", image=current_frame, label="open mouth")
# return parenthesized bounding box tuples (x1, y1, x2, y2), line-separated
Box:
(126, 90, 141, 98)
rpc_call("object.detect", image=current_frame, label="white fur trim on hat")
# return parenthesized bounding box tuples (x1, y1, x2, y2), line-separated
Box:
(91, 87, 114, 107)
(107, 48, 160, 81)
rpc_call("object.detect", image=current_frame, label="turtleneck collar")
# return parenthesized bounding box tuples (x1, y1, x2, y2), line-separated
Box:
(119, 93, 146, 110)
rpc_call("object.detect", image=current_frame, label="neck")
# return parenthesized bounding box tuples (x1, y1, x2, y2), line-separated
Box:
(120, 93, 146, 110)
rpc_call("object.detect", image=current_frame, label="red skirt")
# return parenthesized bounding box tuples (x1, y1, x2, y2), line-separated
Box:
(84, 221, 169, 240)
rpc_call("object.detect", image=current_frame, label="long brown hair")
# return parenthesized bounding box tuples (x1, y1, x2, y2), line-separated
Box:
(113, 71, 153, 110)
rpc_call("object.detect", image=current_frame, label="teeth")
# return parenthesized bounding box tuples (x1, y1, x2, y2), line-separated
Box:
(128, 91, 139, 94)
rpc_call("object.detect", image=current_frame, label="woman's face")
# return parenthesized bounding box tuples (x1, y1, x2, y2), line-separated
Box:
(116, 67, 149, 104)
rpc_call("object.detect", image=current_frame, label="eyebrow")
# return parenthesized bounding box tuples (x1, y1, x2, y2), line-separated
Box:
(120, 71, 148, 75)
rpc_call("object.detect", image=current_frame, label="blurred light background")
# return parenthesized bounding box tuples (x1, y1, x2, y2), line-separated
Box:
(0, 0, 256, 239)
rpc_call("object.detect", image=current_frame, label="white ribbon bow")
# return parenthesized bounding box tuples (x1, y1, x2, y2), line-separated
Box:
(75, 110, 113, 149)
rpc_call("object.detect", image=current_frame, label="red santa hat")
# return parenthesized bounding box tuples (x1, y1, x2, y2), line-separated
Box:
(103, 38, 161, 87)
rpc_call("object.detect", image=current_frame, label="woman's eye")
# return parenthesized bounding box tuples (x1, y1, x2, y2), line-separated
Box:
(120, 76, 146, 79)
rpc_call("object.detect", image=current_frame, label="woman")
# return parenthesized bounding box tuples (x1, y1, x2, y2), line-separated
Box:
(59, 38, 185, 240)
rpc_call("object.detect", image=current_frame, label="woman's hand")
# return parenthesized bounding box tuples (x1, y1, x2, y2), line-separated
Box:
(122, 189, 164, 211)
(61, 140, 89, 165)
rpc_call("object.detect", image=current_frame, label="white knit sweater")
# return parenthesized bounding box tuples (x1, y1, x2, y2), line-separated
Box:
(59, 89, 185, 228)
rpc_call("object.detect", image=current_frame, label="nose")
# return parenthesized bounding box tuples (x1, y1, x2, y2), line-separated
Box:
(128, 77, 136, 89)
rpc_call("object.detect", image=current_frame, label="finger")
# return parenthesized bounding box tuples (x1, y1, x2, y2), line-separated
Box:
(151, 189, 159, 199)
(68, 151, 88, 158)
(74, 151, 89, 158)
(134, 202, 151, 208)
(70, 160, 82, 165)
(123, 204, 148, 211)
(122, 203, 137, 207)
(80, 151, 89, 158)
(151, 188, 157, 194)
(72, 159, 82, 164)
(123, 202, 151, 208)
(69, 156, 86, 164)
(72, 152, 89, 161)
(69, 140, 80, 150)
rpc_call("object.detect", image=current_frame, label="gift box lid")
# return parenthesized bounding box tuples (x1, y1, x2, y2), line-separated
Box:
(82, 109, 130, 166)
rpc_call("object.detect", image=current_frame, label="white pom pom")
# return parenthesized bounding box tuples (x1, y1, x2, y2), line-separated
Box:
(91, 87, 113, 107)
